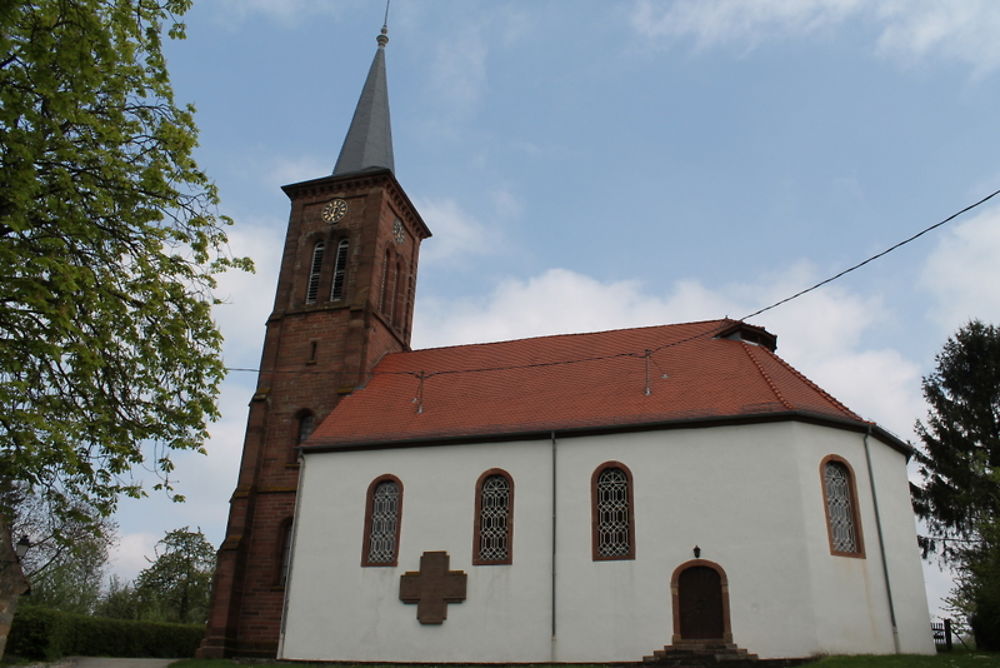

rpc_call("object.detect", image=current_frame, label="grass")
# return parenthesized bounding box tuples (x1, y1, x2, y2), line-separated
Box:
(167, 655, 1000, 668)
(812, 653, 1000, 667)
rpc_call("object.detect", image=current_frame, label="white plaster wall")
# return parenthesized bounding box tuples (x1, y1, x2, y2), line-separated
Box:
(791, 423, 934, 657)
(552, 424, 820, 661)
(865, 432, 936, 654)
(280, 420, 934, 662)
(280, 439, 554, 662)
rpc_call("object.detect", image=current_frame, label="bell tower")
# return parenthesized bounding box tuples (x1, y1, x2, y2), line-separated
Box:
(198, 24, 430, 658)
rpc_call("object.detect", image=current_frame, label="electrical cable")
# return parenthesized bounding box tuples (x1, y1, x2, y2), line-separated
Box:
(224, 187, 1000, 381)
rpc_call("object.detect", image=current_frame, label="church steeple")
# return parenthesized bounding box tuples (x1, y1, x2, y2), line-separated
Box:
(333, 25, 394, 176)
(198, 12, 428, 659)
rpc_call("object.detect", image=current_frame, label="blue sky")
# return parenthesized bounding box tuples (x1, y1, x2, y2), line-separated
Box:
(109, 0, 1000, 619)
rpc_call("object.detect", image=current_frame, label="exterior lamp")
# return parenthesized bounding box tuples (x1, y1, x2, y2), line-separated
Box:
(693, 545, 701, 559)
(15, 535, 30, 561)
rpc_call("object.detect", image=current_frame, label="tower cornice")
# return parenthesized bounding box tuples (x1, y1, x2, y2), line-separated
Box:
(281, 168, 432, 240)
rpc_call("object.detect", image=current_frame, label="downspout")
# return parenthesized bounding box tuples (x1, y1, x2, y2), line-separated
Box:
(550, 431, 558, 661)
(862, 423, 900, 653)
(277, 449, 308, 659)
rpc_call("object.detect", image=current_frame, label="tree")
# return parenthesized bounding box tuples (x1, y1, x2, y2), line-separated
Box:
(4, 485, 115, 615)
(913, 319, 1000, 648)
(133, 527, 214, 624)
(94, 575, 141, 620)
(0, 1, 250, 529)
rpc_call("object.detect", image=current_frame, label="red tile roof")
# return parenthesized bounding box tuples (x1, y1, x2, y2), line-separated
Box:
(306, 319, 867, 450)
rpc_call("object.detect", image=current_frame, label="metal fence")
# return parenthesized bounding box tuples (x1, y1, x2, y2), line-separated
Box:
(931, 618, 953, 651)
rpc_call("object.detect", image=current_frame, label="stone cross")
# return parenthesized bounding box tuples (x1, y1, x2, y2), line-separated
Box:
(399, 551, 467, 624)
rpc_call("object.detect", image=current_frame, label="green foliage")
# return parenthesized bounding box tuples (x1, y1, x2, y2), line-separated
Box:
(93, 575, 141, 620)
(914, 320, 1000, 647)
(914, 320, 1000, 556)
(7, 604, 203, 660)
(133, 526, 215, 624)
(813, 654, 1000, 667)
(0, 0, 252, 531)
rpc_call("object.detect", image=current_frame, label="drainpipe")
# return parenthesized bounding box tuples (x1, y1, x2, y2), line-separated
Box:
(862, 424, 900, 653)
(550, 431, 558, 660)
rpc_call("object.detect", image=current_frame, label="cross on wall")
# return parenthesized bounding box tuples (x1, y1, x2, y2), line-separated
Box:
(399, 551, 467, 624)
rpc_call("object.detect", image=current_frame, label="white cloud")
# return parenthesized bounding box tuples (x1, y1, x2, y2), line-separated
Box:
(630, 0, 861, 49)
(266, 156, 330, 188)
(875, 1, 1000, 78)
(920, 204, 1000, 334)
(428, 27, 489, 118)
(413, 262, 922, 438)
(107, 532, 159, 583)
(415, 197, 497, 264)
(214, 0, 359, 27)
(213, 216, 284, 366)
(630, 0, 1000, 75)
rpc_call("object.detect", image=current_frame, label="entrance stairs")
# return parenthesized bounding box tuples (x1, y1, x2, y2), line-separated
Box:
(642, 641, 812, 667)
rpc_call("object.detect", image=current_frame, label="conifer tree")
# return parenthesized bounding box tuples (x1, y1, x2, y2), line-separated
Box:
(914, 319, 1000, 647)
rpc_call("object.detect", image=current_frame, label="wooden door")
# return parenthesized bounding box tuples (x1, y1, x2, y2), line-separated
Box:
(678, 565, 724, 639)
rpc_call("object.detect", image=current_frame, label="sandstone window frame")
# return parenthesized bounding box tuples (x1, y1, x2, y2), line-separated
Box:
(472, 468, 514, 566)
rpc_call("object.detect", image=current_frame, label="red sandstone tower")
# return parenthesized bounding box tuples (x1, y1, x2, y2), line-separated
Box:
(198, 25, 430, 657)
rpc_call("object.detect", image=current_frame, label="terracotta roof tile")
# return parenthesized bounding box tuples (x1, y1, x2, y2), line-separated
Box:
(307, 319, 865, 449)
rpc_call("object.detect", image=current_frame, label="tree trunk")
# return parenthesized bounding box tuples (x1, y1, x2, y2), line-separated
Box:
(0, 521, 30, 660)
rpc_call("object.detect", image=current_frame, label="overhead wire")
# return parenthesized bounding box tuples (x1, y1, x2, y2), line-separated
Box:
(224, 186, 1000, 382)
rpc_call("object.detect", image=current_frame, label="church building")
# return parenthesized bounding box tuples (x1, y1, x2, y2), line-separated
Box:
(200, 24, 935, 663)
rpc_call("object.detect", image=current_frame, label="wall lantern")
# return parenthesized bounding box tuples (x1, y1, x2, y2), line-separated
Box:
(15, 535, 30, 561)
(693, 545, 701, 559)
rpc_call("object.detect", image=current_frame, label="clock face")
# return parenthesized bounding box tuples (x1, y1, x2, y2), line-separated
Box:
(392, 219, 405, 245)
(321, 198, 348, 224)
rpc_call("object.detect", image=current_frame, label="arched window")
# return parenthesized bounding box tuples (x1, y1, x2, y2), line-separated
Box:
(379, 249, 391, 314)
(362, 475, 403, 567)
(591, 461, 635, 560)
(821, 456, 865, 557)
(330, 239, 349, 301)
(296, 411, 315, 445)
(391, 260, 402, 327)
(305, 241, 324, 303)
(277, 517, 294, 586)
(473, 469, 514, 565)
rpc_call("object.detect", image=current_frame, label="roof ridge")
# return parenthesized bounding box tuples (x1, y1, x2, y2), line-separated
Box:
(753, 345, 863, 421)
(739, 342, 795, 411)
(404, 318, 735, 356)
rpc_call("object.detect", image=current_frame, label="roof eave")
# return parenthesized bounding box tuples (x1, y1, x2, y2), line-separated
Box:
(301, 410, 912, 458)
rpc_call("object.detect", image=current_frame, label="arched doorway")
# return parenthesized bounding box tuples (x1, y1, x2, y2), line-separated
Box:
(670, 559, 732, 644)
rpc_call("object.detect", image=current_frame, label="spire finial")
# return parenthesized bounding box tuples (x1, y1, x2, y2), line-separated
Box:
(377, 0, 389, 47)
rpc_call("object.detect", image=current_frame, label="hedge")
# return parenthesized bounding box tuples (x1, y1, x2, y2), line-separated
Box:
(6, 605, 204, 661)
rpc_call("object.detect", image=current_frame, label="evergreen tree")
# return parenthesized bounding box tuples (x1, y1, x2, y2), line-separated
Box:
(914, 319, 1000, 648)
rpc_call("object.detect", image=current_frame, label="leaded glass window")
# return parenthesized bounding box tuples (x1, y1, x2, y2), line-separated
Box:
(305, 241, 324, 303)
(330, 239, 349, 300)
(595, 465, 632, 559)
(366, 479, 400, 565)
(476, 473, 512, 563)
(824, 460, 860, 554)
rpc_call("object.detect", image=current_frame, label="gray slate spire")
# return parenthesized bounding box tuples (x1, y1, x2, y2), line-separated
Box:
(333, 26, 394, 176)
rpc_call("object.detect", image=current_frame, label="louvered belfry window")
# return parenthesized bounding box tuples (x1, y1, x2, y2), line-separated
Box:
(824, 460, 861, 555)
(594, 464, 634, 559)
(305, 241, 324, 303)
(330, 239, 349, 300)
(365, 478, 401, 565)
(476, 473, 512, 564)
